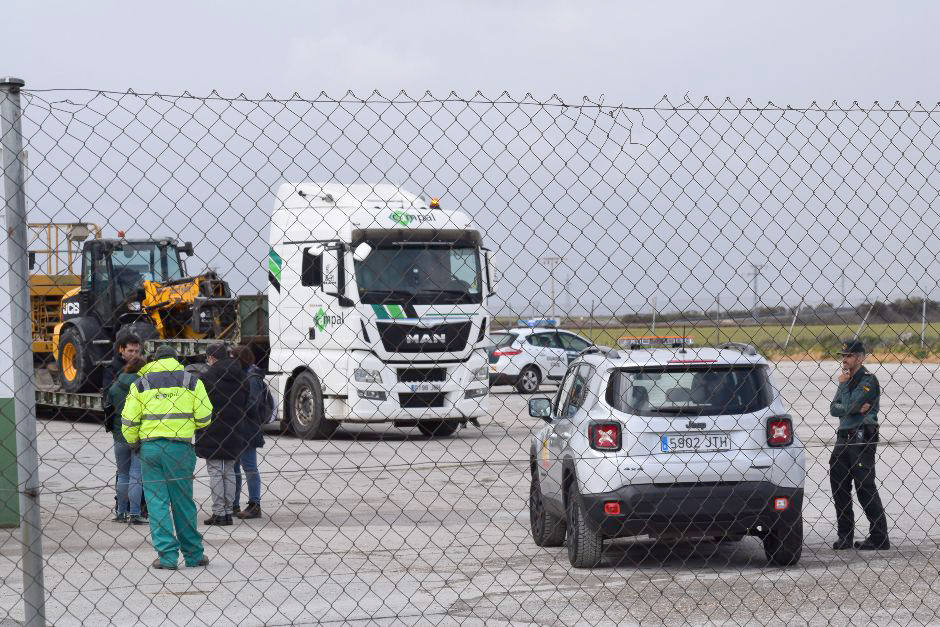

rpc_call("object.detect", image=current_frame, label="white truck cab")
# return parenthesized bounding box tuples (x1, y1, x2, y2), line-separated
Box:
(267, 183, 493, 438)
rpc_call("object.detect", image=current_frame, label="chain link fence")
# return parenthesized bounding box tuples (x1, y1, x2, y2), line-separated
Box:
(2, 79, 940, 625)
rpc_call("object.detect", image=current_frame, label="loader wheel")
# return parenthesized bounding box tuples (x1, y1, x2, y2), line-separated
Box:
(287, 371, 338, 440)
(58, 328, 96, 393)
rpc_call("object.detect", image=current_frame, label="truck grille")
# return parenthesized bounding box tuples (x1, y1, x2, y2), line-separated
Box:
(377, 321, 472, 353)
(399, 392, 446, 408)
(397, 367, 447, 383)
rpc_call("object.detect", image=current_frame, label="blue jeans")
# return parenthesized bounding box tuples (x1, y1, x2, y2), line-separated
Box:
(114, 440, 143, 516)
(233, 447, 261, 508)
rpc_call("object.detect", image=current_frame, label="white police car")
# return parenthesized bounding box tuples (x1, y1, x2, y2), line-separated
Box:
(527, 338, 806, 568)
(489, 326, 594, 393)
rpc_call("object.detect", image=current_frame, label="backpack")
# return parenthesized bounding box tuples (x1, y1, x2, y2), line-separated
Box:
(247, 367, 277, 425)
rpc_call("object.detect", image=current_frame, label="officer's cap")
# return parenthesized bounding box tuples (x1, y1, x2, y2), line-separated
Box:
(151, 345, 177, 361)
(838, 339, 866, 355)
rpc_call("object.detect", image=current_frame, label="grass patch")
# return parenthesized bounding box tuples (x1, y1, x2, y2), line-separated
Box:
(560, 322, 940, 361)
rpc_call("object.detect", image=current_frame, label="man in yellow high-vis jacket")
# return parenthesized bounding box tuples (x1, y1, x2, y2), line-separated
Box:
(122, 346, 213, 570)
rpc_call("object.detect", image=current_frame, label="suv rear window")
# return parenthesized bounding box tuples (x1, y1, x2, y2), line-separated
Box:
(606, 366, 772, 417)
(491, 333, 517, 348)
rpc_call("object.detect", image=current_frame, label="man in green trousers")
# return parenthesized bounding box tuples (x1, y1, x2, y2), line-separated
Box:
(122, 346, 213, 570)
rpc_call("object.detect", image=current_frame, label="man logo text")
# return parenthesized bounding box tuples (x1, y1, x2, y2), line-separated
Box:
(406, 333, 446, 345)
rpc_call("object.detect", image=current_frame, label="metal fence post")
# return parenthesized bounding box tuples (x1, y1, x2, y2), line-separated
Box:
(0, 76, 46, 627)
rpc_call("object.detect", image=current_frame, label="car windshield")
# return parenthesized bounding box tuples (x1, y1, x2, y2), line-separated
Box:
(110, 243, 185, 302)
(355, 245, 482, 305)
(606, 366, 772, 417)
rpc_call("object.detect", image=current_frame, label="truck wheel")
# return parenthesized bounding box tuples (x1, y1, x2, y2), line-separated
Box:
(515, 366, 541, 394)
(417, 420, 459, 437)
(530, 466, 566, 547)
(763, 516, 803, 566)
(58, 327, 96, 393)
(566, 480, 603, 568)
(287, 371, 338, 440)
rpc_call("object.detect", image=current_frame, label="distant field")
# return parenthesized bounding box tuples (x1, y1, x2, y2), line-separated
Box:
(559, 322, 940, 361)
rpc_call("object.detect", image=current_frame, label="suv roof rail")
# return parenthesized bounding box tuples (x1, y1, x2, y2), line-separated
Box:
(716, 341, 758, 356)
(579, 345, 621, 359)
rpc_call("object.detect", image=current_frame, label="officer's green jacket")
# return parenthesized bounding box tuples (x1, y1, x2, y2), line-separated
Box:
(829, 365, 880, 431)
(121, 358, 212, 445)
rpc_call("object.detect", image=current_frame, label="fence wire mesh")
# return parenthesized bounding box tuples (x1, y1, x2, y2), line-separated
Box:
(1, 85, 940, 625)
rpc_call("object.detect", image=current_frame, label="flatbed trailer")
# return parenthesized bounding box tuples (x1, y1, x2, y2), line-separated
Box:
(34, 294, 269, 415)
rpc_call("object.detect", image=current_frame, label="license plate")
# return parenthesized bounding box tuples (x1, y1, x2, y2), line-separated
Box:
(661, 433, 730, 453)
(408, 382, 441, 393)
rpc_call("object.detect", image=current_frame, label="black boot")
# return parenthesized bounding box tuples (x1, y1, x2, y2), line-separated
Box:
(832, 537, 854, 550)
(204, 514, 228, 526)
(856, 537, 890, 550)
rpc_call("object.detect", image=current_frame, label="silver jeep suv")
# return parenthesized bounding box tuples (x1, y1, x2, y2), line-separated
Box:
(527, 340, 806, 568)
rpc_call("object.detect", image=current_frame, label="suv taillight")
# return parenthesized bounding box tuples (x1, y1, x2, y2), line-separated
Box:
(767, 416, 793, 447)
(492, 348, 522, 358)
(589, 423, 621, 451)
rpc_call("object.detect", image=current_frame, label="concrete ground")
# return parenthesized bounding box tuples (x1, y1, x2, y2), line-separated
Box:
(0, 360, 939, 626)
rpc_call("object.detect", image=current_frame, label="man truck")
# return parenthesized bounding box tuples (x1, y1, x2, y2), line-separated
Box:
(265, 183, 493, 438)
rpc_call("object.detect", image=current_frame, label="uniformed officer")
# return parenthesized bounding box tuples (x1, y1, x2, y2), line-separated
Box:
(829, 339, 889, 550)
(122, 346, 213, 569)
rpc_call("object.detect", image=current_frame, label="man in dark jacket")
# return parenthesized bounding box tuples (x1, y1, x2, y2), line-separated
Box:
(197, 345, 249, 526)
(102, 333, 142, 396)
(102, 333, 143, 517)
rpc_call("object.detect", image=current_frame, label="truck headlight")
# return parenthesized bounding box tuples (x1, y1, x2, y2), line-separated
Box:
(353, 367, 382, 384)
(472, 364, 489, 383)
(128, 302, 141, 312)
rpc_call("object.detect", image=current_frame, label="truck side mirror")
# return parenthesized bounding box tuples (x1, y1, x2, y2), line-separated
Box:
(322, 246, 353, 308)
(352, 242, 372, 262)
(181, 241, 194, 256)
(484, 250, 497, 297)
(28, 252, 35, 271)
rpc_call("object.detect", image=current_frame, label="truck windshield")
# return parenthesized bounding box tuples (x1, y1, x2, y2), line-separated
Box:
(355, 245, 482, 305)
(110, 243, 185, 302)
(606, 366, 772, 417)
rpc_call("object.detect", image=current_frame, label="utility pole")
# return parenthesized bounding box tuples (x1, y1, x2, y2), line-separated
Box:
(539, 256, 562, 323)
(750, 262, 764, 320)
(841, 269, 847, 309)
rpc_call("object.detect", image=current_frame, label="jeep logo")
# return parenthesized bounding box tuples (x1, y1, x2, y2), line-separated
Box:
(686, 420, 706, 430)
(406, 333, 446, 345)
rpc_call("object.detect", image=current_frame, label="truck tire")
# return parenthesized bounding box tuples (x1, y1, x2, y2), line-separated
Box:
(566, 480, 604, 568)
(763, 516, 803, 566)
(515, 366, 541, 394)
(58, 327, 97, 393)
(530, 466, 566, 547)
(417, 420, 460, 437)
(287, 371, 338, 440)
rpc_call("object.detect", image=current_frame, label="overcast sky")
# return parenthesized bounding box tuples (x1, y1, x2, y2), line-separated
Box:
(6, 1, 940, 104)
(5, 1, 940, 320)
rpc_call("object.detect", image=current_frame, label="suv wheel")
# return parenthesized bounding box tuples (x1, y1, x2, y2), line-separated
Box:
(566, 480, 603, 567)
(516, 366, 541, 394)
(763, 516, 803, 566)
(529, 466, 565, 547)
